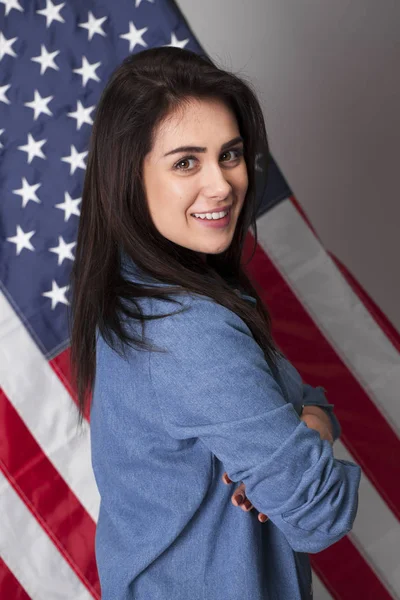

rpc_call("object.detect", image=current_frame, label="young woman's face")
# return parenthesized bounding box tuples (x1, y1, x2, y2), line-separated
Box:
(142, 97, 248, 259)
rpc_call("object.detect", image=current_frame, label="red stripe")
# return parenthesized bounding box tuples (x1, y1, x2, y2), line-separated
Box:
(245, 222, 400, 520)
(0, 390, 100, 599)
(0, 558, 31, 600)
(51, 348, 91, 422)
(310, 536, 393, 599)
(50, 347, 75, 399)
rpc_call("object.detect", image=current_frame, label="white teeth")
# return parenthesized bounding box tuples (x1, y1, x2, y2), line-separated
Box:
(192, 210, 229, 220)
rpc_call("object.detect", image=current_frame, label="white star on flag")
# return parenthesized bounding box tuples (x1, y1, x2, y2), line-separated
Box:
(31, 44, 60, 75)
(0, 31, 18, 61)
(49, 236, 76, 266)
(12, 177, 42, 208)
(0, 0, 24, 17)
(73, 56, 101, 87)
(0, 128, 4, 148)
(36, 0, 65, 28)
(79, 11, 107, 41)
(0, 83, 11, 104)
(54, 191, 81, 222)
(164, 32, 190, 49)
(61, 145, 88, 175)
(42, 280, 70, 309)
(67, 100, 95, 130)
(17, 133, 47, 163)
(119, 21, 148, 52)
(135, 0, 154, 7)
(24, 89, 54, 120)
(6, 225, 35, 255)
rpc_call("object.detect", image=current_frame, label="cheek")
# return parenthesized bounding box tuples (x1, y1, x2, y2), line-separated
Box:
(158, 188, 193, 227)
(146, 174, 182, 215)
(169, 178, 198, 200)
(167, 180, 199, 215)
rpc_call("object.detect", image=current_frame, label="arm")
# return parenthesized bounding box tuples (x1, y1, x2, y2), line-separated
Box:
(149, 294, 361, 554)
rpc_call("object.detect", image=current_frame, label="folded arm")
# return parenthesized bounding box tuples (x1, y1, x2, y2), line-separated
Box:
(148, 294, 361, 553)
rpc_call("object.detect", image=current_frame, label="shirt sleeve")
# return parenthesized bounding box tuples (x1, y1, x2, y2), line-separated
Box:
(301, 383, 342, 441)
(148, 294, 361, 554)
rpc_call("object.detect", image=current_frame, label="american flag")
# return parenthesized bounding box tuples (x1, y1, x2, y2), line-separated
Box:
(1, 1, 399, 598)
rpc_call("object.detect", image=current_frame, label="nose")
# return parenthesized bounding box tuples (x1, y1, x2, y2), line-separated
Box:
(201, 162, 232, 199)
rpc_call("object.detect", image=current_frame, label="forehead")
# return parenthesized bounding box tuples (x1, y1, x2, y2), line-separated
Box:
(152, 98, 239, 152)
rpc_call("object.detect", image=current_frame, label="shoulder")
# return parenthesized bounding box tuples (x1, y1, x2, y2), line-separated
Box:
(145, 292, 267, 392)
(145, 291, 254, 344)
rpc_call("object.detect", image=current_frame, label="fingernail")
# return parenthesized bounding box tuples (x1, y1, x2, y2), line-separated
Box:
(244, 499, 252, 510)
(236, 494, 244, 505)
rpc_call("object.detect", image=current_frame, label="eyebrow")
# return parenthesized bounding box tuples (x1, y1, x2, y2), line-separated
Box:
(163, 135, 244, 157)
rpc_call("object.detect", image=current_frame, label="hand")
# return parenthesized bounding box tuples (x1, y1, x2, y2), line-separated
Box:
(300, 405, 334, 444)
(223, 405, 334, 521)
(222, 472, 269, 523)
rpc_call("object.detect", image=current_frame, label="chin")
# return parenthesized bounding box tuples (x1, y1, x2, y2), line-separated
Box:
(203, 244, 230, 256)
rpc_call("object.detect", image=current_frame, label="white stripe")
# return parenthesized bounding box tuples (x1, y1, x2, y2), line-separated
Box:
(0, 291, 100, 521)
(334, 442, 400, 599)
(311, 572, 334, 600)
(257, 199, 400, 436)
(0, 472, 93, 600)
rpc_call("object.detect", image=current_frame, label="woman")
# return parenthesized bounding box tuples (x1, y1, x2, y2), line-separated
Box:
(69, 46, 361, 600)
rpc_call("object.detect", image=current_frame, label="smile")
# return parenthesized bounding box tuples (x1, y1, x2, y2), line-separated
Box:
(191, 208, 232, 228)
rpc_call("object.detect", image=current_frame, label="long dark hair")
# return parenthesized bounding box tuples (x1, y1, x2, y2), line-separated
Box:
(68, 46, 284, 425)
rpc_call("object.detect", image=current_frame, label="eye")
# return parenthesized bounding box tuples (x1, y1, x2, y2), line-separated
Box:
(173, 147, 244, 172)
(174, 156, 197, 171)
(220, 148, 244, 162)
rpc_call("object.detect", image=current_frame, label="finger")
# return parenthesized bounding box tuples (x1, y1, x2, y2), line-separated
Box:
(222, 472, 232, 484)
(231, 483, 246, 505)
(258, 513, 269, 523)
(231, 492, 245, 507)
(241, 499, 253, 512)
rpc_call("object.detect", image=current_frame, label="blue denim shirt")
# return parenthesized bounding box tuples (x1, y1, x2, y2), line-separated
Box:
(90, 256, 361, 599)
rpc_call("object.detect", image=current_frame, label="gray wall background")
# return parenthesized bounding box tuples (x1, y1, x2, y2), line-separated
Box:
(176, 0, 400, 331)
